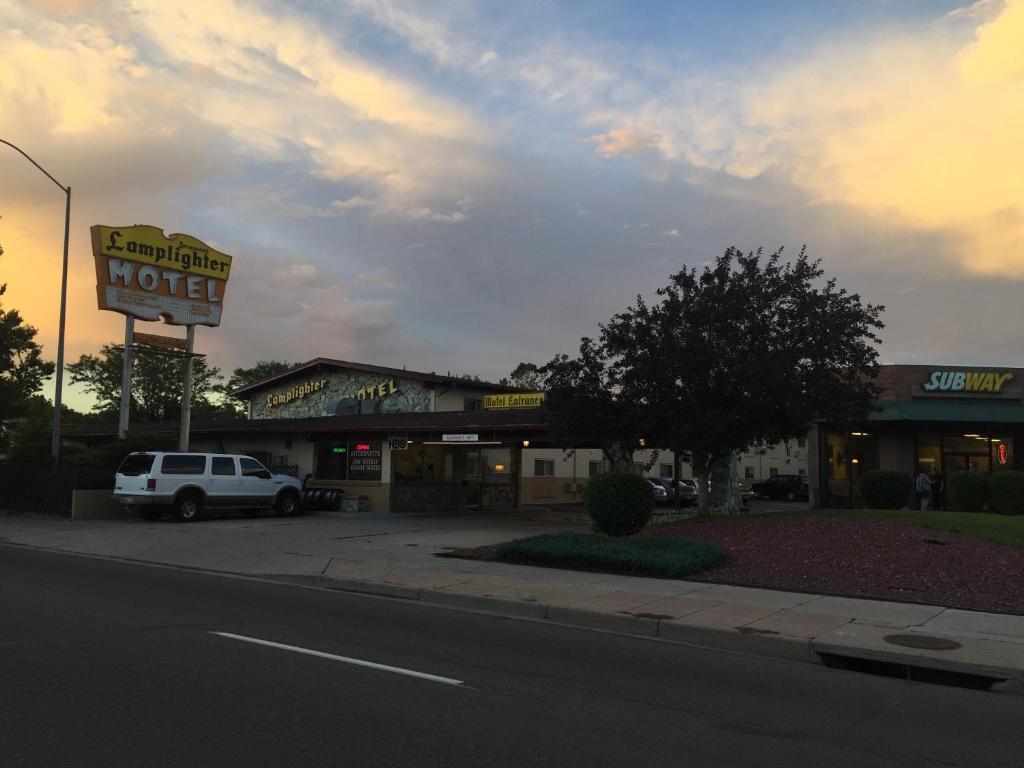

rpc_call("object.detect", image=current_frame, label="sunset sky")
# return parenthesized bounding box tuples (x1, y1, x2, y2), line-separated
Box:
(1, 0, 1022, 412)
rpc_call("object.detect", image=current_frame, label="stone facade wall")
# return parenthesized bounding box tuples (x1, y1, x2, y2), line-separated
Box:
(249, 372, 434, 419)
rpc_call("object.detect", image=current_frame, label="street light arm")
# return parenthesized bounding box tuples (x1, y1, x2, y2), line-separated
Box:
(0, 138, 69, 192)
(1, 137, 72, 463)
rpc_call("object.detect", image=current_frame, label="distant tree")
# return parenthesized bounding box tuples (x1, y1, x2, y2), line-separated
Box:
(500, 362, 544, 390)
(67, 344, 231, 423)
(0, 239, 56, 422)
(226, 360, 296, 392)
(225, 360, 296, 415)
(599, 246, 884, 513)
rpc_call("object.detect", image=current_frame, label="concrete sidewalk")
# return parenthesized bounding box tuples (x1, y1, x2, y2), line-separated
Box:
(2, 510, 1023, 687)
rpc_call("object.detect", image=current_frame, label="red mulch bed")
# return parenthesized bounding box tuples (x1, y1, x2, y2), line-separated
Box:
(639, 517, 1024, 615)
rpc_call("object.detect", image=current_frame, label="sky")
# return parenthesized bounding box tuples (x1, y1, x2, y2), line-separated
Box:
(1, 0, 1022, 412)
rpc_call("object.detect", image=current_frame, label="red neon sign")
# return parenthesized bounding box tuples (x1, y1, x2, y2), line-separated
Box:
(998, 443, 1008, 465)
(355, 443, 371, 452)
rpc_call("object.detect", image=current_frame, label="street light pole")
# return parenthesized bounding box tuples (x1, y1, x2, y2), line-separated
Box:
(1, 139, 72, 463)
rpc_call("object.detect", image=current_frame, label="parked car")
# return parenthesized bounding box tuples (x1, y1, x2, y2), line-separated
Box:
(750, 474, 809, 501)
(648, 479, 669, 504)
(114, 452, 303, 522)
(649, 477, 697, 507)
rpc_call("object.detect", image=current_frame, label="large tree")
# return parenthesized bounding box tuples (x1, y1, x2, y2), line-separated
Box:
(547, 246, 884, 513)
(542, 338, 650, 470)
(0, 240, 56, 422)
(67, 344, 233, 422)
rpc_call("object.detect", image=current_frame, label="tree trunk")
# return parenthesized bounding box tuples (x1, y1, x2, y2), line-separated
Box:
(695, 468, 711, 515)
(710, 453, 743, 514)
(606, 442, 633, 473)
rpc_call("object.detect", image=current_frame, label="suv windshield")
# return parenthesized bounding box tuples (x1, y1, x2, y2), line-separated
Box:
(117, 454, 155, 476)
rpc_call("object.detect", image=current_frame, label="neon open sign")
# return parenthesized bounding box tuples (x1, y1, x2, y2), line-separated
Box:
(998, 443, 1008, 465)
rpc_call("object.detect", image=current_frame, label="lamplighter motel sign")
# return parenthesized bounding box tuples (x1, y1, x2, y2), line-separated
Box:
(90, 224, 233, 326)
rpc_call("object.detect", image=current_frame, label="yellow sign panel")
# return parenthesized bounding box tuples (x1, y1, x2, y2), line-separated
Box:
(92, 225, 232, 280)
(484, 392, 546, 409)
(91, 224, 232, 327)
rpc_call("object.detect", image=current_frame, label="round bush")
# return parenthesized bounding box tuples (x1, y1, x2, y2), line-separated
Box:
(988, 471, 1024, 515)
(584, 472, 654, 537)
(947, 471, 989, 513)
(860, 470, 912, 509)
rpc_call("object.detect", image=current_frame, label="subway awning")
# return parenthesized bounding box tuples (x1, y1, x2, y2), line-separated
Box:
(870, 399, 1024, 423)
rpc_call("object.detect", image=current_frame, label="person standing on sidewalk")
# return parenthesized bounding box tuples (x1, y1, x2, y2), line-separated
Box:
(916, 468, 933, 511)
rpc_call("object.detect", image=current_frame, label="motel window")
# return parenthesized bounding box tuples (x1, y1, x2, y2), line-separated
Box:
(659, 463, 673, 478)
(769, 467, 779, 477)
(535, 459, 555, 477)
(744, 466, 755, 480)
(463, 398, 483, 412)
(798, 437, 807, 449)
(798, 468, 807, 477)
(313, 440, 384, 483)
(588, 460, 604, 478)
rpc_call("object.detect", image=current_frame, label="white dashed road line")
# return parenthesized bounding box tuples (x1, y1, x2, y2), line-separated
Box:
(210, 631, 465, 687)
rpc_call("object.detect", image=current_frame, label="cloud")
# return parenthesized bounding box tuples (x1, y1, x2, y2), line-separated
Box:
(588, 0, 1024, 276)
(591, 127, 659, 158)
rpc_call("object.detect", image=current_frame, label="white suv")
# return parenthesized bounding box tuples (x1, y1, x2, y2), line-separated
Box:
(114, 452, 303, 522)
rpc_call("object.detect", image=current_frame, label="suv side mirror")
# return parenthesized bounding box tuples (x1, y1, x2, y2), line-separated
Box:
(259, 470, 272, 480)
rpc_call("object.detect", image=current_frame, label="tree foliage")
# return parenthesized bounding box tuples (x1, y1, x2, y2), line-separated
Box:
(500, 362, 545, 390)
(545, 246, 884, 511)
(67, 344, 236, 422)
(0, 239, 56, 422)
(542, 338, 648, 469)
(225, 360, 296, 414)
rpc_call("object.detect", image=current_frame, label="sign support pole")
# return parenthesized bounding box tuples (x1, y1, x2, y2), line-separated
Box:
(118, 315, 134, 438)
(179, 325, 195, 451)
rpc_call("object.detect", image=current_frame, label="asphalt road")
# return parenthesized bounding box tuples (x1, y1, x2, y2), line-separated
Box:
(2, 546, 1021, 768)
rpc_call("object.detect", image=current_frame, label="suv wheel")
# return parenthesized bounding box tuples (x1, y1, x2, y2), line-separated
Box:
(174, 491, 204, 522)
(274, 490, 300, 517)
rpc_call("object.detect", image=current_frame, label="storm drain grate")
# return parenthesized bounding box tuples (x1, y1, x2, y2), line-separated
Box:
(883, 634, 962, 651)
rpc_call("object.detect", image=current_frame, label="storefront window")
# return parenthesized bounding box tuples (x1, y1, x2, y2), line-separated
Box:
(314, 440, 382, 482)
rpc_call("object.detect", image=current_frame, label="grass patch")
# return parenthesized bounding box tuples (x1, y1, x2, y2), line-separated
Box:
(494, 531, 726, 578)
(676, 508, 1024, 551)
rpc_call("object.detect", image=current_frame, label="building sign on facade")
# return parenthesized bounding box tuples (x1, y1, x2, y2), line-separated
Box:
(348, 443, 383, 481)
(484, 392, 545, 409)
(357, 380, 399, 400)
(267, 378, 328, 409)
(922, 370, 1014, 394)
(443, 434, 479, 442)
(90, 224, 233, 326)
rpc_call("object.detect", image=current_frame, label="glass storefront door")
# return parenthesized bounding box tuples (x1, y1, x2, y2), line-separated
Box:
(942, 452, 990, 475)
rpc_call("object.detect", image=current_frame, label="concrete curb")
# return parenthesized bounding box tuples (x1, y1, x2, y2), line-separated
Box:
(314, 574, 816, 665)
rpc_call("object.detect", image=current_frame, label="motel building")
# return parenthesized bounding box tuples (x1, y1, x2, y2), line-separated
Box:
(69, 357, 801, 514)
(809, 365, 1024, 508)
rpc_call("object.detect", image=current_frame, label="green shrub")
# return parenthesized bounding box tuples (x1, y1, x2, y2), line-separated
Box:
(66, 431, 177, 471)
(947, 471, 989, 513)
(584, 472, 654, 536)
(494, 532, 726, 578)
(988, 471, 1024, 516)
(860, 470, 912, 509)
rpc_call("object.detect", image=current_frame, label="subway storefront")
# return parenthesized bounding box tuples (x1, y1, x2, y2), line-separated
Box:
(809, 365, 1024, 507)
